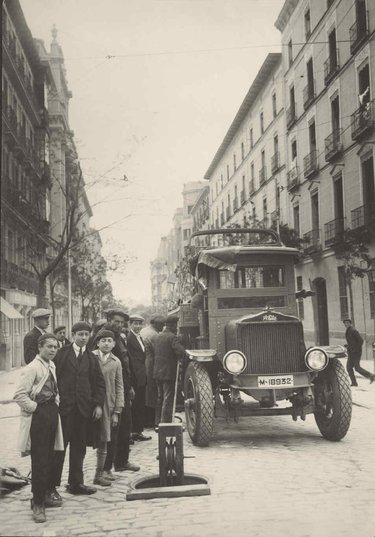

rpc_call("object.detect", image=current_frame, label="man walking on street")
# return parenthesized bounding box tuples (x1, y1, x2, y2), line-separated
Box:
(104, 309, 140, 472)
(140, 315, 165, 427)
(48, 322, 106, 502)
(153, 316, 185, 426)
(128, 314, 151, 441)
(343, 319, 375, 386)
(23, 309, 51, 364)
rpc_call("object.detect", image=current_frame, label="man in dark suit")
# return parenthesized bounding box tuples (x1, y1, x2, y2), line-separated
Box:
(23, 309, 51, 364)
(127, 314, 151, 441)
(53, 326, 71, 348)
(343, 319, 375, 386)
(154, 316, 185, 425)
(47, 321, 106, 503)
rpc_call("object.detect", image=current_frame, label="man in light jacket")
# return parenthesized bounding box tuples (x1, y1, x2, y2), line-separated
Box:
(14, 333, 64, 523)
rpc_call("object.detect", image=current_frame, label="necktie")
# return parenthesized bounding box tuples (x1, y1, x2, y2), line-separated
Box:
(77, 348, 83, 365)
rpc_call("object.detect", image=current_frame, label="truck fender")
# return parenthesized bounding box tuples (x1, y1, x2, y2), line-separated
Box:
(185, 349, 217, 362)
(319, 345, 347, 359)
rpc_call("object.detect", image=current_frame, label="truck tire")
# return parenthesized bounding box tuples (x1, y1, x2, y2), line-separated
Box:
(184, 362, 214, 446)
(314, 358, 352, 441)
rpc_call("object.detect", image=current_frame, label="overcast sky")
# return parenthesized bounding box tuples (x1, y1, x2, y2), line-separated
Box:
(20, 0, 284, 306)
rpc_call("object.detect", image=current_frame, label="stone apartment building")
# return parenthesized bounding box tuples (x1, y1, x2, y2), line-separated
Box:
(275, 0, 374, 355)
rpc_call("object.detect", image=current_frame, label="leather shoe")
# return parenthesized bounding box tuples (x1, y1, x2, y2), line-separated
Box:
(66, 484, 97, 495)
(45, 488, 62, 507)
(370, 374, 375, 384)
(133, 432, 152, 441)
(115, 462, 140, 472)
(32, 503, 46, 523)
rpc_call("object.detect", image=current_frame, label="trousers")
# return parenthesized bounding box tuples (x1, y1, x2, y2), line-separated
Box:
(111, 396, 132, 470)
(131, 385, 146, 434)
(346, 353, 372, 385)
(30, 400, 58, 504)
(51, 407, 88, 487)
(155, 380, 175, 424)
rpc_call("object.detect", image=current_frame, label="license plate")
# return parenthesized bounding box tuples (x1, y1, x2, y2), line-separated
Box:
(257, 375, 294, 388)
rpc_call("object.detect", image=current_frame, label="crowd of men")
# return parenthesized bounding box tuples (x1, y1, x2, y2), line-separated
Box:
(14, 308, 185, 523)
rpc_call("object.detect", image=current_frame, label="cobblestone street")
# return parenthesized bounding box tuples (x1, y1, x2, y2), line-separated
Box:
(0, 365, 374, 537)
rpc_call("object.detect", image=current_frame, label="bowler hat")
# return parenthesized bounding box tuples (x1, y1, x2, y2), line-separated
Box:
(32, 308, 51, 319)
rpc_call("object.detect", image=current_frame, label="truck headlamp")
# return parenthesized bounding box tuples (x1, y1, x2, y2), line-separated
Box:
(304, 347, 328, 371)
(223, 351, 247, 375)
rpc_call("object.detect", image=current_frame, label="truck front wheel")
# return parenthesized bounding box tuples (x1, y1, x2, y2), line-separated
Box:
(184, 362, 214, 446)
(314, 358, 352, 441)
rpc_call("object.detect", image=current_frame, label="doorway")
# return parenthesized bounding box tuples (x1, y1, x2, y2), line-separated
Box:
(313, 277, 329, 345)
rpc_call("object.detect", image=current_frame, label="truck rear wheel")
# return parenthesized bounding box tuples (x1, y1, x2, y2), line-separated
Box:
(184, 362, 214, 446)
(314, 358, 352, 441)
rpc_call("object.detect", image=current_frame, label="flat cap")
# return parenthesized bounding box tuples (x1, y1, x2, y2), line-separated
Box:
(71, 321, 92, 333)
(94, 318, 107, 328)
(150, 315, 166, 324)
(165, 315, 179, 325)
(106, 308, 130, 321)
(129, 314, 145, 323)
(37, 333, 58, 346)
(32, 308, 51, 319)
(54, 325, 66, 333)
(95, 329, 115, 341)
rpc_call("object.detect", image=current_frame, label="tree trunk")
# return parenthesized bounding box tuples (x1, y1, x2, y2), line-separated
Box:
(37, 275, 47, 308)
(49, 277, 56, 330)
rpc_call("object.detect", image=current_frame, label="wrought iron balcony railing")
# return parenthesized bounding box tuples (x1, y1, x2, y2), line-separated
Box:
(271, 152, 280, 174)
(324, 217, 345, 246)
(259, 166, 267, 186)
(303, 149, 319, 178)
(303, 80, 315, 109)
(325, 128, 343, 161)
(324, 50, 340, 85)
(351, 204, 375, 229)
(351, 100, 374, 141)
(349, 12, 369, 54)
(287, 166, 300, 191)
(303, 228, 322, 254)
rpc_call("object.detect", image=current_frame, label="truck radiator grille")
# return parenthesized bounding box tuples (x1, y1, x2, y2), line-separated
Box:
(238, 322, 306, 375)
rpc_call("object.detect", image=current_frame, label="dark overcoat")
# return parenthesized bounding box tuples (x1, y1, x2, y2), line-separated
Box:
(140, 325, 159, 407)
(23, 327, 43, 364)
(153, 329, 185, 381)
(53, 344, 106, 418)
(345, 326, 363, 358)
(127, 331, 147, 387)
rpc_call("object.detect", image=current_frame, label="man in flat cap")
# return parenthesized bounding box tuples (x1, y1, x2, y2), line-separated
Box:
(48, 321, 106, 501)
(140, 315, 165, 427)
(24, 309, 51, 364)
(128, 314, 151, 441)
(154, 316, 185, 426)
(53, 326, 71, 349)
(104, 309, 140, 472)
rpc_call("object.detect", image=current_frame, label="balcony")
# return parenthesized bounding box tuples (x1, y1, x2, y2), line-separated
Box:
(271, 152, 280, 174)
(325, 129, 343, 161)
(303, 80, 315, 110)
(286, 106, 296, 129)
(2, 105, 18, 143)
(287, 166, 300, 191)
(349, 13, 368, 54)
(240, 190, 245, 205)
(1, 258, 39, 296)
(303, 229, 322, 255)
(351, 100, 374, 141)
(259, 166, 267, 186)
(324, 218, 345, 247)
(233, 197, 239, 213)
(324, 50, 340, 85)
(303, 149, 319, 178)
(351, 205, 375, 229)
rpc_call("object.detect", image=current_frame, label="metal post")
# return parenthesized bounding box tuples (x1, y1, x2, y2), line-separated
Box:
(67, 250, 72, 334)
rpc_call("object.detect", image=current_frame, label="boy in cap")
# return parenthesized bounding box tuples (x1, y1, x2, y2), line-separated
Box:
(48, 322, 105, 500)
(14, 333, 64, 523)
(153, 316, 185, 425)
(23, 309, 51, 364)
(53, 326, 71, 348)
(128, 314, 151, 441)
(91, 329, 124, 485)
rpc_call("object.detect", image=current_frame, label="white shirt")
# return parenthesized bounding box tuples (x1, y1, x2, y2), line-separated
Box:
(72, 343, 86, 358)
(98, 350, 110, 363)
(131, 330, 145, 352)
(35, 326, 45, 335)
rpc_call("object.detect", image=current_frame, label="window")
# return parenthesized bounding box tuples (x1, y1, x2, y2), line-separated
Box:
(227, 164, 230, 181)
(7, 230, 14, 263)
(260, 112, 264, 134)
(291, 140, 297, 160)
(311, 191, 320, 231)
(187, 205, 193, 214)
(250, 128, 254, 148)
(328, 27, 338, 73)
(183, 228, 191, 240)
(304, 8, 311, 40)
(293, 204, 300, 235)
(289, 85, 295, 115)
(272, 92, 277, 118)
(221, 174, 224, 190)
(368, 261, 375, 319)
(218, 295, 286, 310)
(296, 275, 304, 319)
(263, 197, 268, 220)
(241, 142, 245, 161)
(274, 134, 279, 156)
(288, 39, 293, 67)
(233, 153, 237, 171)
(331, 94, 340, 132)
(333, 173, 344, 222)
(218, 266, 285, 289)
(251, 162, 254, 181)
(338, 266, 349, 319)
(306, 58, 314, 100)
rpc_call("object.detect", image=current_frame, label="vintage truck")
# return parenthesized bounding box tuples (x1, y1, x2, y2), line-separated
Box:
(176, 228, 352, 446)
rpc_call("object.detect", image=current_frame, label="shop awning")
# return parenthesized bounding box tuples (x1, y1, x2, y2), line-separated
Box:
(0, 298, 23, 319)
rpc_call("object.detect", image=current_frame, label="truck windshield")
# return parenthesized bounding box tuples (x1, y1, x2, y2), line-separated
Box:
(218, 266, 285, 289)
